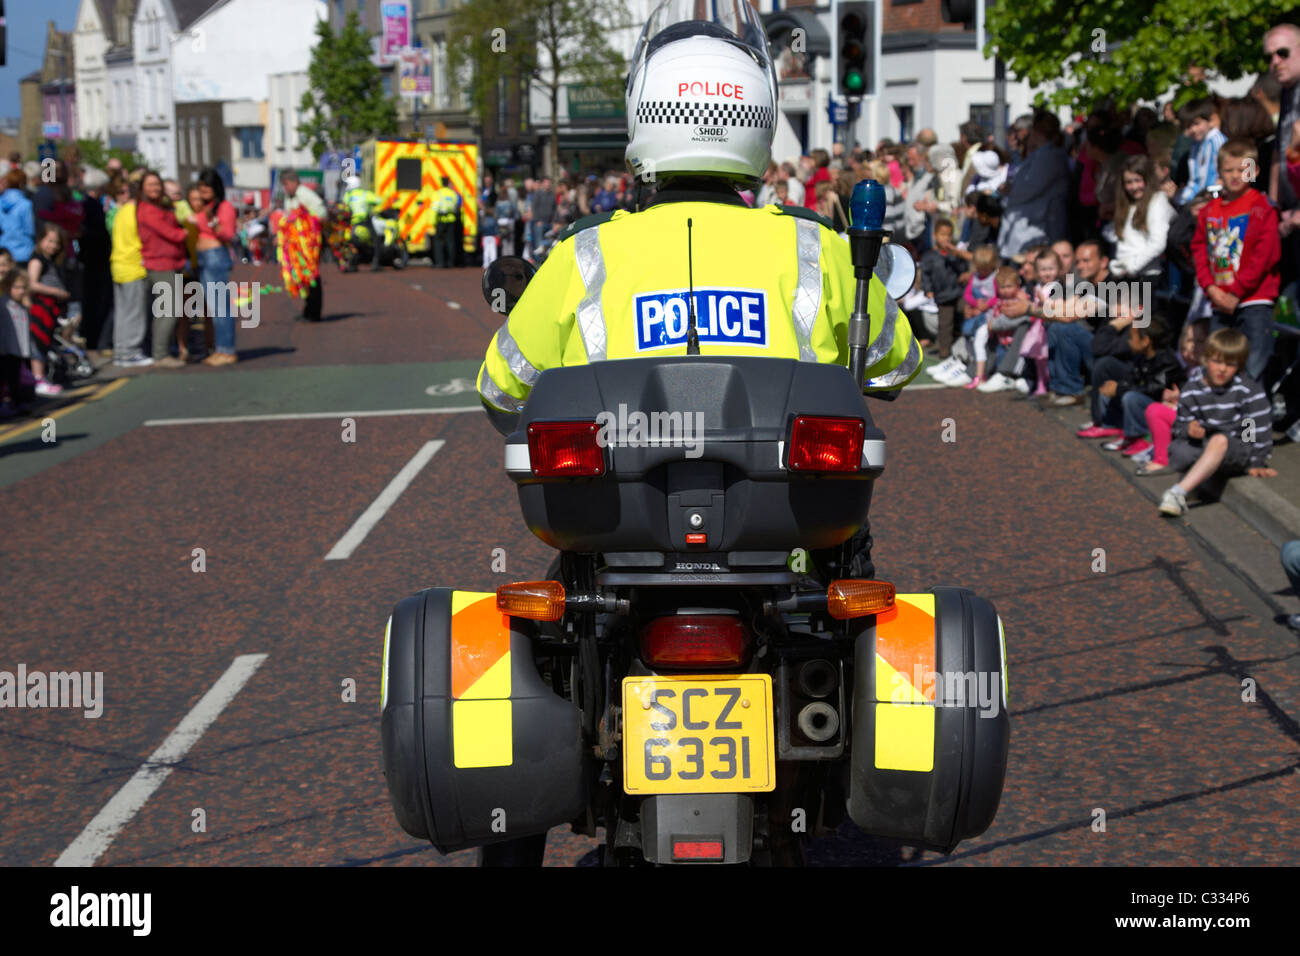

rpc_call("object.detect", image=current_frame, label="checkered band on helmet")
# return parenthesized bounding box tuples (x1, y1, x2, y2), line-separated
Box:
(635, 101, 776, 128)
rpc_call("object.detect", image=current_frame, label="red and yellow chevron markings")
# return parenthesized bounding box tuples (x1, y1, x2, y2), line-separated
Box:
(873, 593, 937, 772)
(449, 591, 512, 768)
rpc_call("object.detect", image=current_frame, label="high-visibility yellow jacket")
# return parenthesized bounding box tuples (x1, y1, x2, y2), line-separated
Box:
(434, 187, 459, 223)
(477, 195, 919, 414)
(344, 187, 381, 224)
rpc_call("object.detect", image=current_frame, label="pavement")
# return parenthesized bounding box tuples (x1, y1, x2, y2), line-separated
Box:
(2, 261, 1298, 867)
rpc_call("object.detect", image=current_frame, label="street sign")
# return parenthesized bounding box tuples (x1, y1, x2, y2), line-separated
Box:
(37, 140, 56, 162)
(828, 94, 848, 125)
(42, 121, 63, 139)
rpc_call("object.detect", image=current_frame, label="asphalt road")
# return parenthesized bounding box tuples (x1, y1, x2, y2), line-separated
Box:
(2, 260, 1297, 866)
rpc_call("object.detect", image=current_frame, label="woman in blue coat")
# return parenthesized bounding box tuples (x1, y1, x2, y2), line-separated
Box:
(0, 168, 36, 266)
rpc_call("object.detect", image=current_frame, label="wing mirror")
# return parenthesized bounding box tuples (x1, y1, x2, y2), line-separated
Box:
(481, 256, 537, 316)
(874, 243, 917, 300)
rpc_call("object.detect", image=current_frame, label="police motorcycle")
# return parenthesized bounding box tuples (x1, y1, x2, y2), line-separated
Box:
(345, 208, 409, 272)
(379, 175, 1010, 866)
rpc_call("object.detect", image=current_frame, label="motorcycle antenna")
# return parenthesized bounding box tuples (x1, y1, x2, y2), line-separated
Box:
(685, 217, 700, 355)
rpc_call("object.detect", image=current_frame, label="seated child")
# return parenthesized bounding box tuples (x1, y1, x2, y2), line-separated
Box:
(1087, 314, 1186, 457)
(971, 266, 1030, 391)
(1140, 319, 1208, 474)
(930, 244, 998, 386)
(1157, 327, 1274, 516)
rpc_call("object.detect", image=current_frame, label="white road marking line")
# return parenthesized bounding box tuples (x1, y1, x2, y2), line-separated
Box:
(54, 653, 269, 868)
(447, 301, 461, 309)
(325, 439, 445, 560)
(143, 407, 481, 426)
(907, 383, 949, 390)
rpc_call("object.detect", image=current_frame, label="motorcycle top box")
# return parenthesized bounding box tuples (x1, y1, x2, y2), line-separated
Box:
(505, 356, 886, 554)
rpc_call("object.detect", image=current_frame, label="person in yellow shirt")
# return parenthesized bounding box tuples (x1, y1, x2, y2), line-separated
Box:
(110, 175, 152, 368)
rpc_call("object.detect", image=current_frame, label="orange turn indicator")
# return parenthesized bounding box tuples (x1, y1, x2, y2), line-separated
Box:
(497, 581, 566, 621)
(827, 579, 896, 619)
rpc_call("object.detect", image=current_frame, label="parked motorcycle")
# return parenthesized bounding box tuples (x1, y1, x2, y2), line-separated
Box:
(381, 195, 1010, 865)
(344, 208, 409, 272)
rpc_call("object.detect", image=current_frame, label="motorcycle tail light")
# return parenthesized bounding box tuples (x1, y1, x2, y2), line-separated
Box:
(640, 615, 751, 670)
(827, 579, 895, 619)
(672, 840, 724, 861)
(787, 416, 864, 473)
(497, 581, 565, 621)
(527, 421, 605, 477)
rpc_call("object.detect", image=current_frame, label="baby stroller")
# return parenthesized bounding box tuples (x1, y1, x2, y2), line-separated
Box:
(49, 310, 96, 384)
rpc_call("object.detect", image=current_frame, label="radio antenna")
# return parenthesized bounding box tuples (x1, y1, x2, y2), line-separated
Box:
(685, 217, 700, 355)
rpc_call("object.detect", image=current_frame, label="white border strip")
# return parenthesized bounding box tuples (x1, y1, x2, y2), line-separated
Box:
(325, 440, 445, 560)
(143, 407, 482, 427)
(54, 653, 269, 868)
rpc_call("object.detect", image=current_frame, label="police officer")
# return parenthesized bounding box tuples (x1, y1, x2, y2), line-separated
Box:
(342, 175, 385, 271)
(433, 176, 460, 269)
(476, 0, 920, 575)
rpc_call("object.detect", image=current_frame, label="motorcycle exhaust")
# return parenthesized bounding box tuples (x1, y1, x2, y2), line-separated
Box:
(797, 660, 838, 700)
(797, 702, 840, 743)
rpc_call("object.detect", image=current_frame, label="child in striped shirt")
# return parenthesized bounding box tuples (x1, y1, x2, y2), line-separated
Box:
(1158, 328, 1275, 517)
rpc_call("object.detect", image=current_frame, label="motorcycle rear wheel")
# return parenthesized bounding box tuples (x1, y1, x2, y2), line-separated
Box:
(478, 832, 547, 867)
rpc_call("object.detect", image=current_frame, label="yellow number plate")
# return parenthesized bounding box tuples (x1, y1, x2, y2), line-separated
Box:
(622, 675, 775, 795)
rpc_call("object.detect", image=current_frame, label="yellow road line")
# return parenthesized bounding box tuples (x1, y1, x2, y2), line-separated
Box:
(0, 377, 130, 443)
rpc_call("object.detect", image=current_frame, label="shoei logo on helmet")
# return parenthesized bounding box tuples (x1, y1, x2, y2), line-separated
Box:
(634, 288, 768, 352)
(678, 81, 744, 99)
(694, 126, 727, 139)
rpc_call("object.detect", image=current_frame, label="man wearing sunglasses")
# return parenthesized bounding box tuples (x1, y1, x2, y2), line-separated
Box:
(1266, 25, 1300, 277)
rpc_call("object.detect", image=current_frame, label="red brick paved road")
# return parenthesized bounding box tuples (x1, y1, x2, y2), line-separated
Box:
(2, 261, 1297, 866)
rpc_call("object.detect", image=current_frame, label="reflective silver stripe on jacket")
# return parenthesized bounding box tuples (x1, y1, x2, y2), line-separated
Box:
(495, 322, 541, 387)
(478, 364, 525, 413)
(866, 336, 922, 389)
(574, 226, 608, 362)
(861, 294, 899, 369)
(791, 218, 821, 361)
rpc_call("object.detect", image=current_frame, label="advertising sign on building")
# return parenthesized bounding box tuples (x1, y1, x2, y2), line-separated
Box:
(566, 83, 625, 120)
(42, 121, 63, 139)
(381, 3, 410, 61)
(398, 47, 432, 98)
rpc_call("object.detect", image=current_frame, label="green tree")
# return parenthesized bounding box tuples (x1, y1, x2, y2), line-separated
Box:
(73, 138, 147, 173)
(449, 0, 635, 176)
(297, 11, 399, 160)
(985, 0, 1296, 112)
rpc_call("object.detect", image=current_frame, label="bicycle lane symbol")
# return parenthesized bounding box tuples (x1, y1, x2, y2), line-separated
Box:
(425, 378, 477, 396)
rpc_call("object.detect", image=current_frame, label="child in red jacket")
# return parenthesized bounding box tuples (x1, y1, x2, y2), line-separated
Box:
(1191, 138, 1281, 383)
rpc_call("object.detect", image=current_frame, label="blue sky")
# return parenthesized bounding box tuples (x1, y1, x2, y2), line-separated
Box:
(2, 0, 83, 118)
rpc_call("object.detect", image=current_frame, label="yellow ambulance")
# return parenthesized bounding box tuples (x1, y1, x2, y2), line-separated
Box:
(359, 139, 480, 256)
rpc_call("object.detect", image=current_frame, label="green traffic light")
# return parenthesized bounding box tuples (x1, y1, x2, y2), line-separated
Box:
(844, 71, 864, 93)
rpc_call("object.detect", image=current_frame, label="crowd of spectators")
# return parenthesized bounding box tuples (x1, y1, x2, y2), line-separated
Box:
(0, 146, 320, 415)
(900, 23, 1299, 523)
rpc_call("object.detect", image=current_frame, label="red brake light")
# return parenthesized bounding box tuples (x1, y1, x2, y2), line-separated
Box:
(787, 416, 864, 473)
(640, 615, 751, 670)
(527, 421, 605, 477)
(672, 840, 724, 861)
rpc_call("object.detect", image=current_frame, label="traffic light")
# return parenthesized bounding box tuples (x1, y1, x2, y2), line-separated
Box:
(838, 2, 870, 99)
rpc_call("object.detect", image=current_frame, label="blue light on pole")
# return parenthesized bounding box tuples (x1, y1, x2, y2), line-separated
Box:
(850, 179, 885, 231)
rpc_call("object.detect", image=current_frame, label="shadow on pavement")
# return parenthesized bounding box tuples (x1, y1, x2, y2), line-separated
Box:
(0, 431, 87, 458)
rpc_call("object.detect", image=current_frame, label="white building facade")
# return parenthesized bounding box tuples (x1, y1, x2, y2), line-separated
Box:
(134, 0, 182, 176)
(74, 0, 114, 144)
(173, 0, 324, 193)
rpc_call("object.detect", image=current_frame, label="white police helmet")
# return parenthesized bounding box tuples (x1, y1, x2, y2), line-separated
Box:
(345, 175, 362, 191)
(626, 0, 778, 188)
